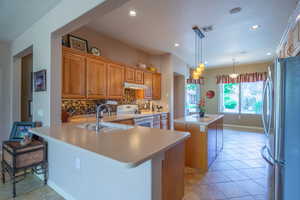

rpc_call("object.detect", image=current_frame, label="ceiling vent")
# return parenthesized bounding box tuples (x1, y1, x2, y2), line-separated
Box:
(230, 7, 242, 14)
(202, 25, 214, 32)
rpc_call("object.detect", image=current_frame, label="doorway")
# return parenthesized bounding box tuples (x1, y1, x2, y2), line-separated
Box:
(21, 54, 33, 122)
(173, 73, 186, 119)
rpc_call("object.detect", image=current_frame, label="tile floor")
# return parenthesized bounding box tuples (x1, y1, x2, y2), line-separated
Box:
(0, 129, 268, 200)
(183, 129, 269, 200)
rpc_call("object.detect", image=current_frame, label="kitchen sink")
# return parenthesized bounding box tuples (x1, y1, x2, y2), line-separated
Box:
(77, 122, 133, 132)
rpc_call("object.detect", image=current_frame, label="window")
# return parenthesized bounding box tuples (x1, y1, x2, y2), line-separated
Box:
(186, 84, 200, 113)
(220, 81, 264, 114)
(220, 83, 239, 113)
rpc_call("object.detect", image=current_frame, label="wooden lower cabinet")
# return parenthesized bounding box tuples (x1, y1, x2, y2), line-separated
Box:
(107, 63, 125, 99)
(174, 117, 224, 172)
(162, 142, 185, 200)
(114, 119, 134, 125)
(86, 58, 107, 99)
(216, 118, 223, 153)
(207, 123, 217, 167)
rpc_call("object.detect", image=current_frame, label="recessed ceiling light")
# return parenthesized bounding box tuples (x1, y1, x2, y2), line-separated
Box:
(230, 7, 242, 14)
(296, 14, 300, 22)
(251, 25, 260, 30)
(129, 9, 137, 17)
(267, 52, 272, 56)
(174, 43, 180, 47)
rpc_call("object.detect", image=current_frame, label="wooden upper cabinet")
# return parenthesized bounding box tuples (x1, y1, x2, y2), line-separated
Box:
(152, 73, 161, 100)
(125, 67, 144, 84)
(144, 72, 153, 99)
(135, 69, 144, 84)
(107, 63, 125, 99)
(62, 51, 86, 98)
(86, 57, 107, 99)
(125, 67, 136, 83)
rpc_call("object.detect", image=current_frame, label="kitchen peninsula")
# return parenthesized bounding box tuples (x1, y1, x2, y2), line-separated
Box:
(174, 114, 224, 172)
(31, 118, 189, 200)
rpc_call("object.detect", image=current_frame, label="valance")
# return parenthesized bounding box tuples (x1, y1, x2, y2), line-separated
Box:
(216, 72, 267, 84)
(187, 78, 204, 85)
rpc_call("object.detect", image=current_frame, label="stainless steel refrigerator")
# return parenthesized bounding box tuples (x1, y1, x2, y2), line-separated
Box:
(261, 56, 300, 200)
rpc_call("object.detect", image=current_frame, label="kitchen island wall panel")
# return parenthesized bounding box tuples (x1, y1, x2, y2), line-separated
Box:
(46, 136, 152, 200)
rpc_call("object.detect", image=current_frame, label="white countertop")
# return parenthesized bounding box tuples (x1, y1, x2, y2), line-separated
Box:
(174, 114, 224, 126)
(30, 122, 189, 168)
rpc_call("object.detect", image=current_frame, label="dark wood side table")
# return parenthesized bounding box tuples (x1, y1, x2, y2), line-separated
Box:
(1, 139, 48, 198)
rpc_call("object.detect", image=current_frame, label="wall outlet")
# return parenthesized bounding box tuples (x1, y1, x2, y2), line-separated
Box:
(37, 109, 44, 117)
(75, 157, 81, 169)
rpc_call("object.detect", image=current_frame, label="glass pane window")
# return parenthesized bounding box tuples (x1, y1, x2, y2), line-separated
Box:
(241, 81, 263, 114)
(221, 83, 239, 113)
(219, 81, 264, 114)
(186, 84, 200, 113)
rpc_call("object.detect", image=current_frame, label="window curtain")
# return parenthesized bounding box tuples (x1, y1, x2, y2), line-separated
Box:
(187, 78, 204, 85)
(216, 72, 267, 84)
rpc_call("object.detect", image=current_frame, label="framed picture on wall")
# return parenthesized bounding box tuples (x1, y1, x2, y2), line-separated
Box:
(34, 69, 47, 92)
(68, 34, 88, 52)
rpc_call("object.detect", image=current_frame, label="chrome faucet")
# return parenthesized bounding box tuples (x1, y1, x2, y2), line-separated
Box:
(96, 104, 109, 132)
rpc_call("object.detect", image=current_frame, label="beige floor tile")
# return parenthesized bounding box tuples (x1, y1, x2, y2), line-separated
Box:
(214, 182, 250, 198)
(235, 180, 267, 195)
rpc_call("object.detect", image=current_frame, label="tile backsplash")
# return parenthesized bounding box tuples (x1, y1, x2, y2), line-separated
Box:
(62, 89, 150, 116)
(62, 99, 100, 115)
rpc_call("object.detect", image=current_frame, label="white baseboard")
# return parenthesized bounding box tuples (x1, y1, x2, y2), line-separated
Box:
(224, 124, 264, 133)
(47, 180, 76, 200)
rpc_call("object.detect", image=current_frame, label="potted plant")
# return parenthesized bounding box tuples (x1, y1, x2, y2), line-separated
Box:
(199, 98, 206, 118)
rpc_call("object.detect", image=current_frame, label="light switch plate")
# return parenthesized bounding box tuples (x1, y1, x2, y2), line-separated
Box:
(75, 157, 81, 169)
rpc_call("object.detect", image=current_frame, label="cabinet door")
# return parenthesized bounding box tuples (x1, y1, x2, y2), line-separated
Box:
(216, 118, 223, 153)
(86, 58, 107, 99)
(162, 142, 185, 200)
(62, 52, 86, 98)
(135, 70, 144, 84)
(107, 63, 125, 99)
(144, 72, 153, 99)
(207, 122, 217, 167)
(125, 67, 136, 83)
(152, 73, 161, 100)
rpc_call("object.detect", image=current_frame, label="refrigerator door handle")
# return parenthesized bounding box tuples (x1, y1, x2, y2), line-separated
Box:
(261, 145, 274, 166)
(267, 80, 273, 136)
(262, 81, 268, 135)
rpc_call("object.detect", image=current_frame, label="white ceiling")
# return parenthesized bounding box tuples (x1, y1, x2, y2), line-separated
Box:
(0, 0, 61, 42)
(87, 0, 297, 68)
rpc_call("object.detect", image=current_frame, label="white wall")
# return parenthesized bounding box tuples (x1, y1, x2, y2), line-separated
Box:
(9, 0, 130, 130)
(158, 54, 189, 129)
(0, 42, 11, 145)
(70, 26, 151, 67)
(174, 74, 186, 119)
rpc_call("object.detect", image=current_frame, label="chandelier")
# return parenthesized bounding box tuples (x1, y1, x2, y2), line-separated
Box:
(192, 26, 206, 80)
(229, 58, 239, 79)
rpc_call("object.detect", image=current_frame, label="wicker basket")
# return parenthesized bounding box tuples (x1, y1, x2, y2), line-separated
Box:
(3, 140, 45, 169)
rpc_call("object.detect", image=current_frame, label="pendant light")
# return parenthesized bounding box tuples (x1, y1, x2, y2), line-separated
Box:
(229, 58, 239, 78)
(191, 26, 205, 79)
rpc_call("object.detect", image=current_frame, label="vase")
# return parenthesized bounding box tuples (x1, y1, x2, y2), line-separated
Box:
(199, 112, 205, 118)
